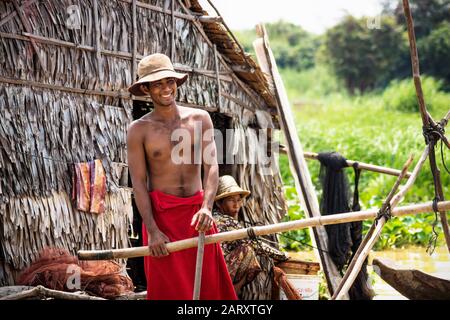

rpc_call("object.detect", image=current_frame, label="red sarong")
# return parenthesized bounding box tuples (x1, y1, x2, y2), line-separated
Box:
(142, 190, 237, 300)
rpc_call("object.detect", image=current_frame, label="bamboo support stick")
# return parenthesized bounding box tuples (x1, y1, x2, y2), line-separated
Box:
(175, 0, 268, 110)
(93, 0, 103, 84)
(402, 0, 450, 253)
(171, 0, 175, 62)
(205, 0, 253, 67)
(192, 232, 205, 300)
(77, 199, 450, 261)
(131, 0, 137, 85)
(0, 285, 106, 301)
(282, 149, 412, 179)
(0, 76, 218, 112)
(213, 44, 222, 111)
(332, 153, 419, 300)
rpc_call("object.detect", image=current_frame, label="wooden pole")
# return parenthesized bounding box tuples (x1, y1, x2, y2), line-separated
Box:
(93, 0, 103, 84)
(280, 148, 413, 179)
(402, 0, 450, 253)
(171, 0, 175, 62)
(77, 199, 450, 260)
(192, 232, 205, 300)
(253, 23, 345, 297)
(131, 0, 137, 84)
(332, 152, 421, 300)
(213, 44, 222, 111)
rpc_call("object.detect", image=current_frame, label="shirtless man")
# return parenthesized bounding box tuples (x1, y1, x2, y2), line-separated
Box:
(127, 53, 236, 300)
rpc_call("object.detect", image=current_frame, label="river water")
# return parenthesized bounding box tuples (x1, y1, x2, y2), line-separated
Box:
(369, 246, 450, 300)
(289, 246, 450, 300)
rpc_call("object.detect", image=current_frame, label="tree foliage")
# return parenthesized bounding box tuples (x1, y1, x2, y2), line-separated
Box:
(323, 16, 407, 94)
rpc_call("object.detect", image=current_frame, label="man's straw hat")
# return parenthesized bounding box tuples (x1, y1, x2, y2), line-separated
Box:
(215, 175, 251, 201)
(128, 53, 188, 96)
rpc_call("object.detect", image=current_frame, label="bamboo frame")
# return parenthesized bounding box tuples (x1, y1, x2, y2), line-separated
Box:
(77, 200, 450, 260)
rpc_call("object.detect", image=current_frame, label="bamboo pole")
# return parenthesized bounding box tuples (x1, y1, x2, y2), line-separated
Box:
(0, 76, 219, 112)
(131, 0, 137, 85)
(280, 148, 413, 179)
(332, 152, 420, 300)
(402, 0, 450, 253)
(93, 0, 103, 84)
(253, 23, 345, 297)
(77, 199, 450, 260)
(171, 0, 175, 62)
(205, 0, 253, 67)
(213, 44, 222, 111)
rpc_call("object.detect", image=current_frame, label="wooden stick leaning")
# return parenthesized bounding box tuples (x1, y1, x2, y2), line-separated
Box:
(332, 152, 420, 300)
(402, 0, 450, 253)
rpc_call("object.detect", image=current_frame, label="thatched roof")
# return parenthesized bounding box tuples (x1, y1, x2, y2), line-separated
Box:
(0, 0, 286, 296)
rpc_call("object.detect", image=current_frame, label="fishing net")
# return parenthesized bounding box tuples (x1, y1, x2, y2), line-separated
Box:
(17, 247, 134, 299)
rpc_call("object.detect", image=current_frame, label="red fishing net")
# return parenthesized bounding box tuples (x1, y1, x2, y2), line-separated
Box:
(17, 248, 134, 299)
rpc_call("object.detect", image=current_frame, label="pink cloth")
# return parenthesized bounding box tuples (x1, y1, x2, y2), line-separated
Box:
(142, 190, 237, 300)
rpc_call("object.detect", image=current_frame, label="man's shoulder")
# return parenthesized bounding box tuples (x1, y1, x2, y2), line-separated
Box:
(127, 116, 154, 136)
(178, 105, 209, 118)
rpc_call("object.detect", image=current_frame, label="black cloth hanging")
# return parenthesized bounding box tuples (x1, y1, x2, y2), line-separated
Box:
(318, 152, 374, 300)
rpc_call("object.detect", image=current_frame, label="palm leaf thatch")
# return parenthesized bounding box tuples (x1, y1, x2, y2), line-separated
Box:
(0, 0, 287, 298)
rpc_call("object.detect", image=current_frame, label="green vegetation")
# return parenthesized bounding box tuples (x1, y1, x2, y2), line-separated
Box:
(233, 4, 450, 250)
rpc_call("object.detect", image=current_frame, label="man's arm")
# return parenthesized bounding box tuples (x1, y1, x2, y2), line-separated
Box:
(127, 122, 169, 256)
(191, 111, 219, 232)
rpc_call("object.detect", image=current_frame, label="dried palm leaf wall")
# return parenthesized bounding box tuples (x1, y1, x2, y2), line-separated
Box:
(0, 0, 287, 292)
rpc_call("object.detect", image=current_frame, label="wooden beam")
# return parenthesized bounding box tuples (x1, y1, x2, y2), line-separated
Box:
(131, 0, 137, 84)
(213, 44, 222, 111)
(0, 32, 234, 82)
(171, 0, 175, 61)
(279, 147, 413, 179)
(253, 23, 345, 298)
(0, 75, 217, 112)
(93, 0, 103, 84)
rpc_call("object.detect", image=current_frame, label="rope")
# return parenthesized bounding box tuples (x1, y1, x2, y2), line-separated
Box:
(426, 197, 440, 255)
(376, 203, 392, 223)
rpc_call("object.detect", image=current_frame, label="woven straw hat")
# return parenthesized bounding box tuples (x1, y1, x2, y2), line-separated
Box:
(215, 175, 251, 201)
(128, 53, 188, 96)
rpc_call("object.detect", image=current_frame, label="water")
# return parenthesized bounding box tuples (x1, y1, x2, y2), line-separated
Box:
(369, 246, 450, 300)
(288, 246, 450, 300)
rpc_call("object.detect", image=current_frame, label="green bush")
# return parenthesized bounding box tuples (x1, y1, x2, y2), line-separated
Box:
(382, 76, 449, 114)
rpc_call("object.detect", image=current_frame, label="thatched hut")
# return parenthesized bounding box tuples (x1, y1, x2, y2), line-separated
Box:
(0, 0, 287, 299)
